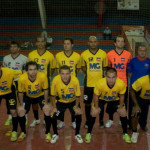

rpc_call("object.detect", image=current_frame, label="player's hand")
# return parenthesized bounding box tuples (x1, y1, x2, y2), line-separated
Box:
(74, 106, 82, 115)
(43, 103, 51, 116)
(51, 107, 58, 115)
(17, 106, 26, 117)
(117, 107, 127, 117)
(131, 105, 141, 117)
(91, 107, 100, 117)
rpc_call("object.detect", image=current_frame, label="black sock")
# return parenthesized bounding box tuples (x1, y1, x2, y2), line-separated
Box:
(75, 115, 81, 135)
(33, 110, 39, 120)
(88, 116, 96, 133)
(51, 118, 58, 135)
(72, 116, 75, 122)
(85, 105, 91, 125)
(45, 115, 51, 134)
(60, 113, 64, 122)
(120, 117, 127, 134)
(109, 113, 113, 120)
(19, 116, 26, 133)
(12, 116, 18, 132)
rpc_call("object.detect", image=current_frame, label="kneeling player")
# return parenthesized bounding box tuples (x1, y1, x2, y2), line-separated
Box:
(50, 65, 83, 144)
(85, 67, 131, 143)
(17, 61, 52, 142)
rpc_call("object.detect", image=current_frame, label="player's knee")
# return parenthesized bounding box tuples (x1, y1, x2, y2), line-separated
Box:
(10, 109, 17, 117)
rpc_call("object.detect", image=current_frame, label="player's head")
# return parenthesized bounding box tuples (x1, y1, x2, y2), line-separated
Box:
(59, 65, 71, 84)
(10, 41, 20, 54)
(63, 37, 74, 51)
(25, 61, 38, 78)
(105, 67, 117, 87)
(137, 45, 147, 59)
(36, 36, 46, 50)
(114, 35, 125, 49)
(88, 36, 98, 50)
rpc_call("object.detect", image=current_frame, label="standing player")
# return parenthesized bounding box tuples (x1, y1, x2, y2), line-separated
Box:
(55, 37, 81, 129)
(81, 36, 108, 128)
(3, 41, 28, 126)
(17, 61, 52, 142)
(106, 35, 132, 128)
(128, 45, 150, 128)
(28, 36, 55, 127)
(50, 65, 83, 144)
(0, 64, 22, 141)
(85, 67, 131, 143)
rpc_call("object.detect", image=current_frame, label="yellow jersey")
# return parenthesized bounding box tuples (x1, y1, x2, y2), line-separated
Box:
(51, 75, 81, 103)
(94, 78, 126, 101)
(132, 75, 150, 99)
(0, 67, 22, 95)
(28, 50, 55, 77)
(18, 72, 48, 98)
(56, 51, 81, 76)
(81, 49, 108, 87)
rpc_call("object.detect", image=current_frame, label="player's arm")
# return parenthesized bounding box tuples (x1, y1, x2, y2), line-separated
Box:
(44, 89, 49, 104)
(18, 92, 24, 106)
(119, 94, 125, 108)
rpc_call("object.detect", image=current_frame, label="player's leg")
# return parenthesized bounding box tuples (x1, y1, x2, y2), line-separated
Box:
(99, 100, 106, 128)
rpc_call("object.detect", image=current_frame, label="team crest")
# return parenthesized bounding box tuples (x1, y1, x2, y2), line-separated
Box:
(70, 60, 74, 65)
(35, 84, 40, 89)
(112, 91, 117, 95)
(145, 64, 149, 67)
(69, 88, 74, 92)
(15, 62, 20, 67)
(96, 57, 101, 62)
(1, 81, 7, 85)
(121, 58, 125, 62)
(41, 59, 46, 63)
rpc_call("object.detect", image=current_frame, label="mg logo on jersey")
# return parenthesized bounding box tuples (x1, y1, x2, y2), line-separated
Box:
(38, 64, 44, 70)
(89, 63, 100, 69)
(0, 86, 9, 91)
(28, 89, 40, 95)
(35, 84, 40, 89)
(1, 81, 7, 85)
(104, 95, 115, 100)
(62, 93, 75, 99)
(96, 57, 101, 62)
(114, 63, 125, 69)
(41, 59, 46, 63)
(69, 88, 74, 92)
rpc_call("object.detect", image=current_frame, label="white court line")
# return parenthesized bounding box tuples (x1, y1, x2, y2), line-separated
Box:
(101, 131, 107, 150)
(26, 128, 34, 150)
(147, 133, 150, 150)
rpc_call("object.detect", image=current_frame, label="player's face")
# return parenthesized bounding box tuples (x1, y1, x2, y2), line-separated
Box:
(60, 69, 71, 84)
(106, 72, 117, 87)
(88, 38, 98, 50)
(115, 37, 125, 49)
(27, 65, 37, 78)
(36, 37, 46, 49)
(10, 44, 19, 54)
(64, 40, 73, 51)
(138, 46, 146, 58)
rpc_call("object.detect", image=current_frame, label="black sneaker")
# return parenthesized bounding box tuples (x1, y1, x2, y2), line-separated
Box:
(99, 121, 104, 128)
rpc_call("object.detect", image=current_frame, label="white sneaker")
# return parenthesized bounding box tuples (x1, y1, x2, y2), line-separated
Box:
(57, 121, 65, 129)
(71, 122, 76, 129)
(30, 119, 40, 127)
(131, 132, 139, 143)
(105, 120, 113, 128)
(75, 134, 83, 143)
(43, 120, 45, 125)
(51, 134, 59, 144)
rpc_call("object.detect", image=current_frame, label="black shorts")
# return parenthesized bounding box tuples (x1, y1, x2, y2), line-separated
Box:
(53, 101, 77, 120)
(24, 95, 45, 113)
(0, 92, 17, 110)
(99, 100, 119, 114)
(83, 87, 94, 104)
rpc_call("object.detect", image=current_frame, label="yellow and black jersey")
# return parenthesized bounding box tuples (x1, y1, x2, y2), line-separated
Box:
(81, 49, 108, 87)
(18, 72, 48, 98)
(94, 78, 126, 101)
(0, 67, 22, 95)
(56, 51, 81, 76)
(51, 75, 81, 103)
(28, 50, 55, 77)
(132, 75, 150, 100)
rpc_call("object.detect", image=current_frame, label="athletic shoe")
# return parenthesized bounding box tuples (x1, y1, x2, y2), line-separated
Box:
(51, 134, 59, 144)
(75, 134, 83, 143)
(30, 119, 40, 127)
(45, 133, 51, 143)
(131, 132, 139, 143)
(99, 121, 104, 128)
(105, 120, 113, 128)
(57, 121, 65, 129)
(122, 133, 131, 143)
(10, 131, 17, 142)
(4, 118, 12, 126)
(85, 133, 91, 143)
(17, 132, 26, 142)
(71, 122, 76, 129)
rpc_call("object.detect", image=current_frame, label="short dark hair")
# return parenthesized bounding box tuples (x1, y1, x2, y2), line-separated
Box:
(36, 36, 46, 42)
(25, 61, 38, 71)
(114, 35, 125, 43)
(64, 37, 74, 44)
(138, 44, 146, 50)
(10, 41, 20, 47)
(59, 65, 71, 72)
(106, 67, 117, 75)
